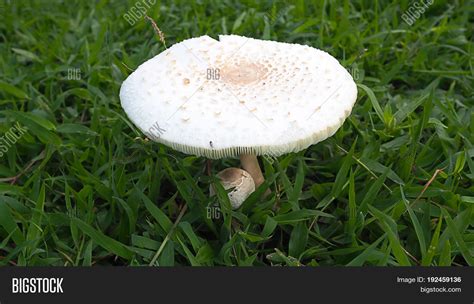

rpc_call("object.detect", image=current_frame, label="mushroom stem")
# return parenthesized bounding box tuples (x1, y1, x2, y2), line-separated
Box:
(239, 154, 265, 188)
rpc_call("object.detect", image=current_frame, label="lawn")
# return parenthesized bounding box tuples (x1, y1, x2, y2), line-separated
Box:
(0, 0, 473, 266)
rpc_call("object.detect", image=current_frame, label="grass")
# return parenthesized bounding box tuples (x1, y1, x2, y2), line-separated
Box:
(0, 0, 473, 266)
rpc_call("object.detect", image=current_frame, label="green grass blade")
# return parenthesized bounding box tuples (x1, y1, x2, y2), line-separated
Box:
(0, 199, 25, 245)
(369, 205, 411, 266)
(71, 218, 134, 260)
(289, 221, 308, 258)
(358, 168, 389, 213)
(400, 186, 427, 258)
(347, 234, 386, 266)
(441, 208, 474, 266)
(357, 83, 384, 123)
(421, 216, 442, 266)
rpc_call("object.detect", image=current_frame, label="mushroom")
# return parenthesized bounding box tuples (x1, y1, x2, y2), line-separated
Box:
(120, 35, 357, 207)
(209, 168, 255, 209)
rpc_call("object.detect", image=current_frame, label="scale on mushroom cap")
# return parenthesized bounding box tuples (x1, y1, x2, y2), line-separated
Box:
(120, 35, 358, 209)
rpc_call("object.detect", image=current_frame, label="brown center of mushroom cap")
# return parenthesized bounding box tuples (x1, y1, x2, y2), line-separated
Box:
(220, 60, 268, 85)
(217, 167, 246, 185)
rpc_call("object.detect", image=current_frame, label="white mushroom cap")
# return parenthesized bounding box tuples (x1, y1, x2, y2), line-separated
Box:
(120, 35, 357, 159)
(209, 168, 255, 210)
